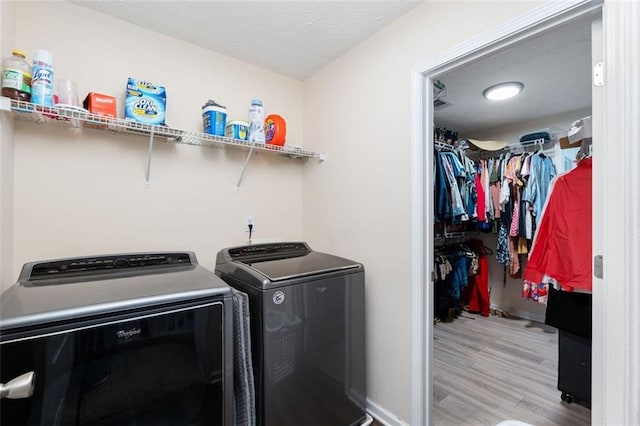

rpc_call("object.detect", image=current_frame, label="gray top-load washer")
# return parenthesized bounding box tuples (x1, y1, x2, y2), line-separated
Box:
(215, 242, 366, 426)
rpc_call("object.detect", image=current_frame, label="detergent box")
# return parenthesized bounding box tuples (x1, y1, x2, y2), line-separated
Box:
(83, 92, 117, 118)
(125, 77, 166, 125)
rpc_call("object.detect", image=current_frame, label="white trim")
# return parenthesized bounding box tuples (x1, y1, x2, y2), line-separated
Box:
(600, 1, 640, 425)
(410, 1, 605, 425)
(367, 398, 410, 426)
(589, 13, 605, 426)
(410, 69, 429, 426)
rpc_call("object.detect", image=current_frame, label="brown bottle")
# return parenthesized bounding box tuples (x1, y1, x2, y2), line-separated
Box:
(2, 50, 32, 102)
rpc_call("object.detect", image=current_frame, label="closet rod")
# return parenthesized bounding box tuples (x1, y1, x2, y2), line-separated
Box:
(434, 140, 460, 152)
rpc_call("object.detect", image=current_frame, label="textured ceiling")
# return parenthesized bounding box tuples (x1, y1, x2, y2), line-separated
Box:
(69, 0, 423, 81)
(434, 14, 593, 134)
(69, 0, 592, 130)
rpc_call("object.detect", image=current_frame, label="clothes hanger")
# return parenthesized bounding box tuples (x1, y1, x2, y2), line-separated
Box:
(533, 140, 546, 157)
(575, 138, 592, 162)
(467, 239, 494, 255)
(481, 244, 494, 255)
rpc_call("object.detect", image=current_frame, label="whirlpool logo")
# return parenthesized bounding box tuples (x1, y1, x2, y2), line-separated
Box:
(117, 328, 141, 339)
(273, 291, 285, 305)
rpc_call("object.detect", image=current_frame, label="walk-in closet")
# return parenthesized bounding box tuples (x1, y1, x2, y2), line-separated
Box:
(430, 12, 597, 426)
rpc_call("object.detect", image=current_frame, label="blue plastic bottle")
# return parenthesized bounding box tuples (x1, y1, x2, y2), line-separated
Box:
(31, 49, 54, 106)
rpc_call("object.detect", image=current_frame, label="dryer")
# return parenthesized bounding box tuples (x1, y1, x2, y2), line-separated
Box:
(0, 252, 233, 426)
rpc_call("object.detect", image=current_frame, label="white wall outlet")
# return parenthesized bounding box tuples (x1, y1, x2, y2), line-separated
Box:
(245, 215, 255, 232)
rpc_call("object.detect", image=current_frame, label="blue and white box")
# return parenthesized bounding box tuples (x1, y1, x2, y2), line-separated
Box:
(125, 77, 166, 125)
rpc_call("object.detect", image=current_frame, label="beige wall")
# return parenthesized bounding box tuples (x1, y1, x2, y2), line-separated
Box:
(8, 1, 308, 284)
(302, 1, 543, 421)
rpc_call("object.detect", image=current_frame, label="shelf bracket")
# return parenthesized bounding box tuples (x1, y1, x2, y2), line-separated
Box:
(145, 128, 155, 188)
(237, 145, 255, 189)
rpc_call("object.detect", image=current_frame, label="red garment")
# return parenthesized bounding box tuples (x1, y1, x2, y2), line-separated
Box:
(476, 172, 486, 222)
(523, 158, 592, 291)
(467, 255, 490, 316)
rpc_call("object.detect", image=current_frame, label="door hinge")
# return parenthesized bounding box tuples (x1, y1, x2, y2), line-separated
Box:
(593, 62, 604, 87)
(594, 255, 603, 279)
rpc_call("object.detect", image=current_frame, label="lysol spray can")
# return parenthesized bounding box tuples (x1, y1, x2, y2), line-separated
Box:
(31, 49, 54, 106)
(248, 99, 265, 144)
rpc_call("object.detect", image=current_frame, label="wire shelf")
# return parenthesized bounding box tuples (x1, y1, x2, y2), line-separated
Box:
(3, 98, 324, 160)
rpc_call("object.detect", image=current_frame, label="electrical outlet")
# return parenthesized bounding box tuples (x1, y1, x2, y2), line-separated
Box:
(245, 215, 255, 232)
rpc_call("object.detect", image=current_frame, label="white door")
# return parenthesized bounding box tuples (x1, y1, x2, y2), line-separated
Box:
(595, 1, 640, 425)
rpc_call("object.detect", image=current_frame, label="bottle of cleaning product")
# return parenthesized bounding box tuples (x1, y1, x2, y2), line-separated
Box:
(248, 99, 265, 144)
(2, 50, 32, 102)
(31, 49, 54, 106)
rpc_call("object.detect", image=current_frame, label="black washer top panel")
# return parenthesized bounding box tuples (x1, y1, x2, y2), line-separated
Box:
(243, 251, 360, 282)
(216, 242, 362, 283)
(227, 242, 311, 262)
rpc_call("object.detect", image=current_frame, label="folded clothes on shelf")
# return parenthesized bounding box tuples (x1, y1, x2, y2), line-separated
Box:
(519, 131, 551, 143)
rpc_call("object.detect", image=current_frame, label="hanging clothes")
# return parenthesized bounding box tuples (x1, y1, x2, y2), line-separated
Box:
(475, 166, 486, 222)
(441, 153, 468, 221)
(482, 160, 493, 220)
(434, 150, 452, 221)
(434, 149, 477, 224)
(462, 241, 491, 317)
(522, 152, 556, 226)
(434, 250, 472, 321)
(523, 157, 592, 291)
(461, 154, 477, 219)
(490, 159, 502, 219)
(523, 279, 549, 304)
(496, 224, 510, 265)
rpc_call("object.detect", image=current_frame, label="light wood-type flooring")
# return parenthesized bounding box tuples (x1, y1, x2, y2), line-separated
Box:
(433, 313, 591, 426)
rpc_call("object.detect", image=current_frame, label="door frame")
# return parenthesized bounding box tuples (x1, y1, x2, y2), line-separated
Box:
(410, 0, 640, 424)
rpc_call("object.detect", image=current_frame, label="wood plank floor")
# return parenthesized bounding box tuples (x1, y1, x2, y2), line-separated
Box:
(433, 314, 591, 426)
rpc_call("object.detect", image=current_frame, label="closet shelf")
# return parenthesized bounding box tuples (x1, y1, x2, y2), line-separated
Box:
(0, 97, 326, 160)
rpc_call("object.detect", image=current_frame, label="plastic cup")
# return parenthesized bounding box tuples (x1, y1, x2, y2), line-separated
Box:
(57, 79, 79, 107)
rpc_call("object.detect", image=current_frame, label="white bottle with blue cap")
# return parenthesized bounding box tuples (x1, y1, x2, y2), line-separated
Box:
(248, 99, 265, 144)
(31, 49, 54, 106)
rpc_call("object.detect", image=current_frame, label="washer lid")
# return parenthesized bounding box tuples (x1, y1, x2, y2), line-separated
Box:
(1, 252, 231, 333)
(242, 251, 361, 282)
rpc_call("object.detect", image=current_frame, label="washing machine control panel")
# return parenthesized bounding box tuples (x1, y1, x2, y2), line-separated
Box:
(227, 242, 310, 261)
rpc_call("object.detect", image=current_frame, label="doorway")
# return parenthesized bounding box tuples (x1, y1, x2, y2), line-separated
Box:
(429, 13, 595, 425)
(409, 1, 606, 424)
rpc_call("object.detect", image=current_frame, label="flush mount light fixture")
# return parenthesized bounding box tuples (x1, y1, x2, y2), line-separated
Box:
(483, 81, 524, 101)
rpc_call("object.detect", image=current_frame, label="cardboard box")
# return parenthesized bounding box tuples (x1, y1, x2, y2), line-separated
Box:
(83, 92, 117, 118)
(124, 78, 166, 125)
(559, 136, 583, 150)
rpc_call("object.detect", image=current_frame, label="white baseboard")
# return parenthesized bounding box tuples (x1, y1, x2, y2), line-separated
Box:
(490, 303, 545, 323)
(366, 398, 409, 426)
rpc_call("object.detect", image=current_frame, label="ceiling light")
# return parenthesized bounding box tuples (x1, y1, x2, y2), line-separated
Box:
(483, 81, 524, 101)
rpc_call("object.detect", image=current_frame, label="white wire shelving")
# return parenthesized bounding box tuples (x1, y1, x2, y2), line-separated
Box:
(0, 97, 326, 188)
